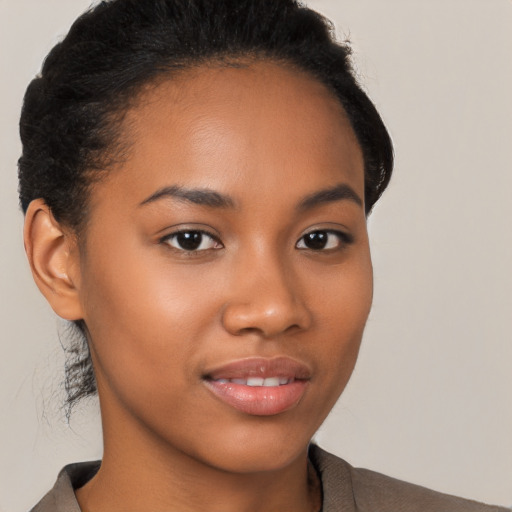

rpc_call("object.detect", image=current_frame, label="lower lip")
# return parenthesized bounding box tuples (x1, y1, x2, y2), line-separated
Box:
(204, 380, 308, 416)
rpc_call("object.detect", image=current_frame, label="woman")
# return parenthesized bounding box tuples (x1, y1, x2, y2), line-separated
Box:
(15, 1, 508, 511)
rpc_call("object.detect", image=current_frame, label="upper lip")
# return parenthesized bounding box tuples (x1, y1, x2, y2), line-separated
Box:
(204, 356, 312, 381)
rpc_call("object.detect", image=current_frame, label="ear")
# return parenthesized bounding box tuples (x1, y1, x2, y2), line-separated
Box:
(24, 199, 84, 321)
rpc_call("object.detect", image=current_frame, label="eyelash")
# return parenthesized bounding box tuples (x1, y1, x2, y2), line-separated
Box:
(160, 228, 353, 253)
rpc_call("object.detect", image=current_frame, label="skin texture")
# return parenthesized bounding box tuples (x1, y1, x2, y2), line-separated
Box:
(25, 61, 372, 512)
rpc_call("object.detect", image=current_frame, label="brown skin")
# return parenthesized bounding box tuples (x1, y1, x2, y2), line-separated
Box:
(25, 62, 372, 512)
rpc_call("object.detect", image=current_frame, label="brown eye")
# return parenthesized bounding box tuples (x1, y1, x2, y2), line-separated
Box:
(163, 230, 222, 252)
(296, 230, 351, 251)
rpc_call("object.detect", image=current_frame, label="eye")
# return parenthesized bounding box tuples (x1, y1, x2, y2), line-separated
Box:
(162, 230, 223, 252)
(296, 230, 351, 251)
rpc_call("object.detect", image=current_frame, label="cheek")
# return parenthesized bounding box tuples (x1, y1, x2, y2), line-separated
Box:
(310, 249, 373, 399)
(78, 239, 223, 399)
(310, 244, 373, 331)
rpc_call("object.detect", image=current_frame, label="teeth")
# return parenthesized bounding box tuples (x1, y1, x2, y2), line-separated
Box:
(214, 377, 292, 386)
(247, 377, 264, 386)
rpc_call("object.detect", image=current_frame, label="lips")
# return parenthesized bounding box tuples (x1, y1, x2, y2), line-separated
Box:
(215, 376, 293, 386)
(203, 357, 311, 416)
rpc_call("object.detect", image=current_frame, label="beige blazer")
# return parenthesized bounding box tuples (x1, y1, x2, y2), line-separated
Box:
(30, 444, 509, 511)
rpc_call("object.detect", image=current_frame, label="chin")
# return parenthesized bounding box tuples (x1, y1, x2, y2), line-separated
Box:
(182, 417, 315, 475)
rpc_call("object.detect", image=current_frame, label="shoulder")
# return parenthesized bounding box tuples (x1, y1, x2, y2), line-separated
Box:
(30, 461, 100, 512)
(309, 444, 509, 512)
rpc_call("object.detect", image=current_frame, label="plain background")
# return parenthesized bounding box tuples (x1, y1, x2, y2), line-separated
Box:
(0, 1, 511, 510)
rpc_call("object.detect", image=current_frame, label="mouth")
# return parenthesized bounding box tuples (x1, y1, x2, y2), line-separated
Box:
(210, 376, 295, 386)
(202, 357, 310, 416)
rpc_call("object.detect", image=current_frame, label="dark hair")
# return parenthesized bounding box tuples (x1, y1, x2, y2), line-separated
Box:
(18, 0, 394, 410)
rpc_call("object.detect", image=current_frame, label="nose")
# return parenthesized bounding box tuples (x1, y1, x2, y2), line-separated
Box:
(221, 255, 312, 338)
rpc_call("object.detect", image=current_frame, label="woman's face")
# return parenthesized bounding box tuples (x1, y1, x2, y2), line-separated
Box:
(75, 61, 372, 472)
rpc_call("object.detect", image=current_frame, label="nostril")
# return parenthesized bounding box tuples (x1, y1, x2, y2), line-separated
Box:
(236, 326, 262, 337)
(235, 323, 301, 338)
(284, 323, 302, 334)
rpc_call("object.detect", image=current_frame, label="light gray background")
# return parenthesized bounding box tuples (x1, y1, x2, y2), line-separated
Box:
(1, 1, 511, 511)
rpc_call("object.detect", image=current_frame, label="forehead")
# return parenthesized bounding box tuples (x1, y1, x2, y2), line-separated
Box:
(97, 61, 364, 208)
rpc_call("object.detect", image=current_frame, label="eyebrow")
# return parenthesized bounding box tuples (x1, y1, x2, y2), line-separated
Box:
(297, 183, 363, 211)
(139, 185, 236, 209)
(139, 182, 362, 211)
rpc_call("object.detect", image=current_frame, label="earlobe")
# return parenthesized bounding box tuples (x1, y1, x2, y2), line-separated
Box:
(24, 199, 84, 321)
